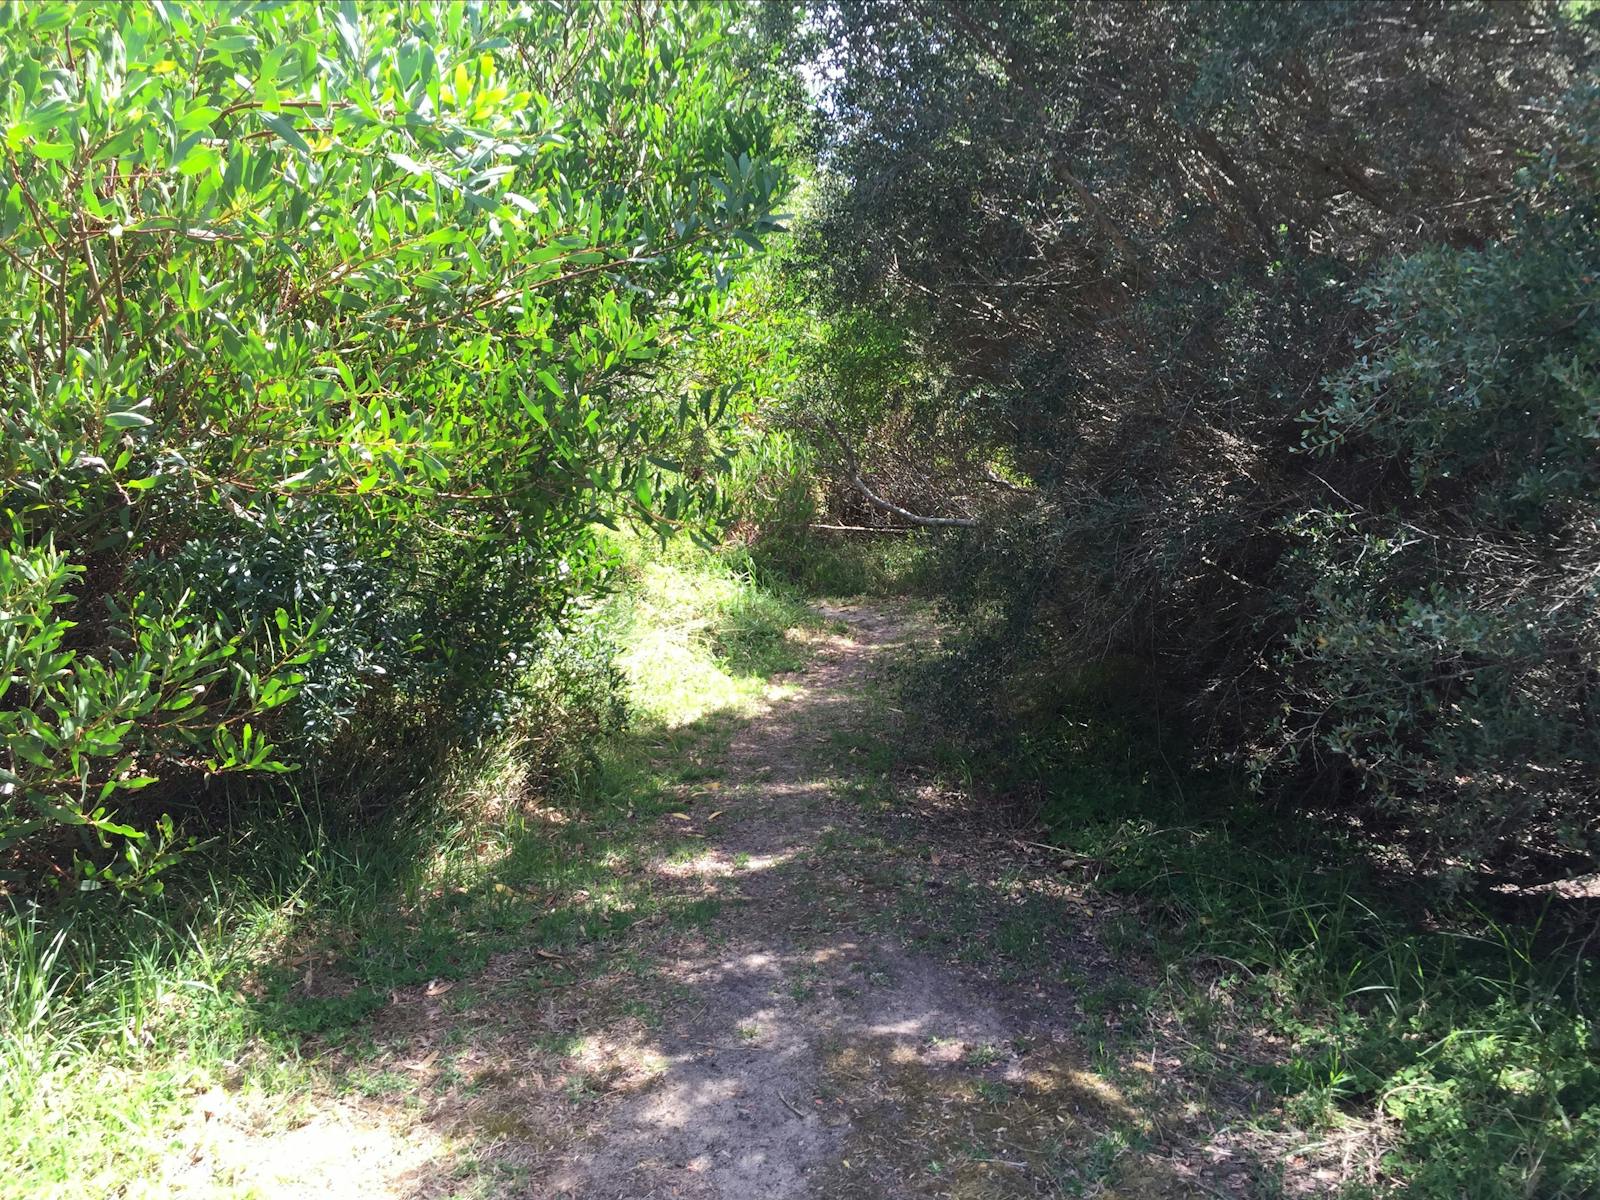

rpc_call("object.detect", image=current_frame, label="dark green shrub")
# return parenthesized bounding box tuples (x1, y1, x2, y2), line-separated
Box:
(787, 0, 1600, 881)
(1276, 88, 1600, 874)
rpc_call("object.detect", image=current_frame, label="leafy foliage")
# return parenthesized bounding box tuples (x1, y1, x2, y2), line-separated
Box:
(0, 0, 787, 891)
(1277, 93, 1600, 870)
(782, 0, 1600, 880)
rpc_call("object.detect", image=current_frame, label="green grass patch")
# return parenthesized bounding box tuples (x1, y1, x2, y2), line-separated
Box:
(0, 539, 817, 1199)
(985, 757, 1600, 1198)
(603, 534, 820, 723)
(751, 527, 939, 598)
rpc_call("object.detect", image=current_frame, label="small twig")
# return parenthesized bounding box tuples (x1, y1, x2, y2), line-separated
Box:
(1011, 839, 1092, 863)
(1573, 914, 1597, 1012)
(969, 1157, 1028, 1168)
(775, 1090, 807, 1120)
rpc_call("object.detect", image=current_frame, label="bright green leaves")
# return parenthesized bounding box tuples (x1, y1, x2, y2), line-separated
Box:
(175, 143, 220, 176)
(536, 369, 564, 400)
(0, 530, 322, 892)
(258, 111, 311, 156)
(175, 105, 222, 134)
(0, 0, 789, 893)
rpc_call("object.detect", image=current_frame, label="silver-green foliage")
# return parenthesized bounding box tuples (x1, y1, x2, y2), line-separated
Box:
(1285, 88, 1600, 871)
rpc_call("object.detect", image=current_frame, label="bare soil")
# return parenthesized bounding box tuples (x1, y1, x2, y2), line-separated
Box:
(173, 603, 1294, 1199)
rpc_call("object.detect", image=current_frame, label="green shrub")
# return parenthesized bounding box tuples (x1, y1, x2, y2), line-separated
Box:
(1279, 88, 1600, 875)
(786, 1, 1600, 880)
(0, 0, 787, 892)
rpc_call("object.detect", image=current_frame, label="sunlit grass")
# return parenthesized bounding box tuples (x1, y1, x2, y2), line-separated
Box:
(0, 539, 817, 1200)
(609, 541, 817, 725)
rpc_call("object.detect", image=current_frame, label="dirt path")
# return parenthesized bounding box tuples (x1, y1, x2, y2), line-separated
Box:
(531, 602, 1241, 1200)
(174, 602, 1275, 1199)
(541, 603, 1022, 1198)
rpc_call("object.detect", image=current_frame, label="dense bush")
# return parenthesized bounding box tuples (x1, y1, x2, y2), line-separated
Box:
(1281, 106, 1600, 871)
(0, 0, 786, 893)
(776, 0, 1600, 881)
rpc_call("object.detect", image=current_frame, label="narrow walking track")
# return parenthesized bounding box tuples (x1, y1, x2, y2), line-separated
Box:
(537, 603, 1231, 1200)
(545, 603, 1041, 1199)
(170, 603, 1273, 1199)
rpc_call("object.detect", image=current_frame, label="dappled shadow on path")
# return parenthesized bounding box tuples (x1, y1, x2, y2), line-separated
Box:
(171, 602, 1296, 1199)
(414, 603, 1282, 1198)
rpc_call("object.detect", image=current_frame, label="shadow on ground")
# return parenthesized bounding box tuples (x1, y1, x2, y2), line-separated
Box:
(168, 604, 1296, 1200)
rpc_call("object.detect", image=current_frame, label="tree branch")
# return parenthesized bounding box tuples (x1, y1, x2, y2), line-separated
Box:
(845, 469, 979, 528)
(823, 420, 979, 529)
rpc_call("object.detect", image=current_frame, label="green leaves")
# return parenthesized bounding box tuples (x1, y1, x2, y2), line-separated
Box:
(0, 0, 788, 895)
(176, 106, 221, 133)
(535, 368, 564, 399)
(258, 111, 310, 156)
(175, 144, 220, 176)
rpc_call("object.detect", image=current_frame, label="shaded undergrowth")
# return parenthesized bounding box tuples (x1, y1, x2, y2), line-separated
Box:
(0, 541, 817, 1200)
(882, 651, 1600, 1199)
(749, 526, 940, 599)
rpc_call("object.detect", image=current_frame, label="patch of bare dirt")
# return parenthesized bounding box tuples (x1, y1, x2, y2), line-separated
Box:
(175, 601, 1299, 1199)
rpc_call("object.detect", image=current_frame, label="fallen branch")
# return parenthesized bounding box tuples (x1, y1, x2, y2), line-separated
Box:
(846, 469, 980, 528)
(823, 419, 981, 529)
(808, 522, 919, 534)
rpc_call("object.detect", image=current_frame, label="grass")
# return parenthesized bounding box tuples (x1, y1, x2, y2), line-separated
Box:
(815, 1030, 1167, 1200)
(0, 538, 817, 1200)
(749, 526, 938, 598)
(923, 736, 1600, 1197)
(1066, 792, 1596, 1195)
(605, 535, 816, 722)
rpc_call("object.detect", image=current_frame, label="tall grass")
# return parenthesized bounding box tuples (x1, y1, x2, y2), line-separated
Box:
(749, 527, 938, 598)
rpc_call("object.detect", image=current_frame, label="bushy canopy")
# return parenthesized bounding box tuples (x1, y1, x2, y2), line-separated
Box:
(0, 0, 786, 891)
(782, 0, 1600, 880)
